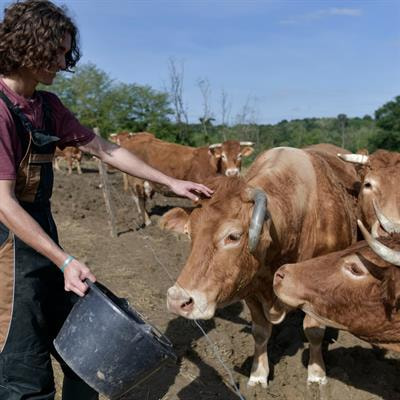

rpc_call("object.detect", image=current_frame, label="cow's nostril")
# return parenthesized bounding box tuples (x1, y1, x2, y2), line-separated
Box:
(181, 298, 194, 311)
(275, 271, 285, 281)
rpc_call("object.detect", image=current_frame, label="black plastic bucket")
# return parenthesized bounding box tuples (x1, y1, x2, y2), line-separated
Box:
(54, 280, 177, 399)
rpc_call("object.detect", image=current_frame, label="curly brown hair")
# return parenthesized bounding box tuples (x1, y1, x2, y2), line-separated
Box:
(0, 0, 80, 75)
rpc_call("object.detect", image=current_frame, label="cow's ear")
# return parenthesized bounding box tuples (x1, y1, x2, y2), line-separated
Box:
(159, 207, 191, 235)
(209, 147, 222, 158)
(241, 146, 254, 157)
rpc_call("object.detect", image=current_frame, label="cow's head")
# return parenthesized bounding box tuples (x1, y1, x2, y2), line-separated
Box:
(273, 219, 400, 342)
(338, 150, 400, 237)
(160, 176, 271, 319)
(108, 131, 133, 145)
(208, 141, 254, 176)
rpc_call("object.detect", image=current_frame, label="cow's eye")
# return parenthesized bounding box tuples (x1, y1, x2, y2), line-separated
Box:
(225, 232, 242, 243)
(221, 154, 227, 161)
(347, 263, 364, 276)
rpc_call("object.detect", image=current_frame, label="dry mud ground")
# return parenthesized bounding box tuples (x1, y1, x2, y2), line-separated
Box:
(51, 163, 400, 400)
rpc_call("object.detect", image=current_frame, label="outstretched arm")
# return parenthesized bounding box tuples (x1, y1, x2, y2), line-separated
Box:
(79, 135, 213, 201)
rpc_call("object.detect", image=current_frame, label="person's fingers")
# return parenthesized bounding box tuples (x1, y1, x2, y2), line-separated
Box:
(80, 268, 96, 284)
(64, 280, 85, 297)
(71, 285, 86, 297)
(189, 183, 213, 196)
(64, 265, 93, 295)
(85, 271, 96, 283)
(74, 277, 88, 293)
(185, 191, 198, 201)
(197, 184, 213, 196)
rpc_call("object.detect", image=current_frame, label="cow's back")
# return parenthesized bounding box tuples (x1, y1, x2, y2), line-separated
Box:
(245, 147, 358, 262)
(304, 143, 348, 156)
(305, 145, 360, 197)
(121, 135, 217, 182)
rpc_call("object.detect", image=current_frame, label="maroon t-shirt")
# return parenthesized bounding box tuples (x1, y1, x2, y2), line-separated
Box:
(0, 79, 95, 180)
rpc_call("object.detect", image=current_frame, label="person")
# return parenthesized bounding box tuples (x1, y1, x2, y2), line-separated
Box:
(0, 1, 212, 399)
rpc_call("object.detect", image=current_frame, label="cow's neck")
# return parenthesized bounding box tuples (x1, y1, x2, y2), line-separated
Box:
(264, 196, 306, 266)
(357, 316, 400, 349)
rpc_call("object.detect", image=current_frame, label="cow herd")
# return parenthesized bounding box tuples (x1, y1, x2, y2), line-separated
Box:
(55, 133, 400, 390)
(159, 143, 400, 387)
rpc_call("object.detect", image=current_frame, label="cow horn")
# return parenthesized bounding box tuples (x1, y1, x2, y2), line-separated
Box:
(209, 143, 222, 149)
(371, 221, 380, 239)
(248, 188, 268, 253)
(357, 220, 400, 266)
(373, 199, 400, 234)
(337, 153, 369, 165)
(240, 141, 254, 146)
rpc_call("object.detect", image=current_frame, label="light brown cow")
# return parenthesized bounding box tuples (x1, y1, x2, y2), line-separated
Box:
(273, 216, 400, 353)
(54, 146, 83, 175)
(117, 132, 254, 226)
(109, 131, 151, 146)
(338, 149, 400, 237)
(160, 146, 359, 387)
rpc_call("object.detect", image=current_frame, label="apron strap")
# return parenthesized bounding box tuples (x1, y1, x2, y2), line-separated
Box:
(0, 91, 59, 147)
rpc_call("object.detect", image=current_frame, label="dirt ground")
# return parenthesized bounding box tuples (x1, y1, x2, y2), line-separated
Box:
(51, 161, 400, 400)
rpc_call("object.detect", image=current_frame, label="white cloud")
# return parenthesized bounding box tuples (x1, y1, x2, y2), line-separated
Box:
(329, 8, 362, 16)
(280, 7, 362, 24)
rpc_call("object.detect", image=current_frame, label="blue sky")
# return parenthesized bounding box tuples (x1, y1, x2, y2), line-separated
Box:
(2, 0, 400, 124)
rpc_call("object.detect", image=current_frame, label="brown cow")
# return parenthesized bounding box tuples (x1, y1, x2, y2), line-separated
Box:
(117, 132, 254, 226)
(160, 146, 359, 387)
(109, 131, 151, 146)
(273, 215, 400, 353)
(338, 149, 400, 237)
(54, 146, 82, 175)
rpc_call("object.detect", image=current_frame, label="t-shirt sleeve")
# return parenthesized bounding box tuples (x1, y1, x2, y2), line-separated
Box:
(0, 115, 18, 180)
(43, 92, 96, 150)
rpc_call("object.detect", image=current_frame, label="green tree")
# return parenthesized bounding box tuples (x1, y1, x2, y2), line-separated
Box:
(337, 113, 348, 148)
(128, 84, 173, 133)
(375, 96, 400, 132)
(50, 63, 112, 134)
(369, 96, 400, 151)
(48, 63, 173, 137)
(369, 131, 400, 151)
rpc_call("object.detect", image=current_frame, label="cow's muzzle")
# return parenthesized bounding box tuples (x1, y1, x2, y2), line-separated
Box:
(167, 286, 194, 316)
(166, 285, 216, 319)
(225, 168, 240, 177)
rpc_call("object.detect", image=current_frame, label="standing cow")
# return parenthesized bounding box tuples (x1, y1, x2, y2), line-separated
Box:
(338, 149, 400, 237)
(115, 132, 254, 226)
(273, 213, 400, 353)
(53, 146, 83, 175)
(160, 146, 359, 387)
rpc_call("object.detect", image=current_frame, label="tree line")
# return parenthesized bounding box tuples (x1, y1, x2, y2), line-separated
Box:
(47, 62, 400, 159)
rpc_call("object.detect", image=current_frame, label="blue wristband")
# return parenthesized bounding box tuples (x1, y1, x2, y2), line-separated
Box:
(60, 255, 75, 273)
